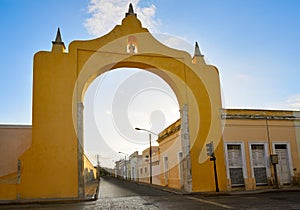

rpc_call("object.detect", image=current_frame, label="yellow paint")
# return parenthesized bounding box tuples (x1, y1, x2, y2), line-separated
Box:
(5, 10, 228, 201)
(157, 120, 182, 189)
(83, 155, 96, 183)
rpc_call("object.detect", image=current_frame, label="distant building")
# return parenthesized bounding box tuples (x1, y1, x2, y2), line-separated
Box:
(117, 158, 128, 180)
(128, 151, 141, 181)
(136, 146, 159, 184)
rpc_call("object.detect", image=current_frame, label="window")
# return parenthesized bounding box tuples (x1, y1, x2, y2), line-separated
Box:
(227, 144, 244, 186)
(250, 144, 267, 185)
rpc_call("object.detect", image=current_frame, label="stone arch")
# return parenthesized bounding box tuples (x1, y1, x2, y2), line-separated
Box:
(17, 6, 227, 200)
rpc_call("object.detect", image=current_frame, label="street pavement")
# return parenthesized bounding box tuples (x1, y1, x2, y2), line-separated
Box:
(1, 176, 300, 209)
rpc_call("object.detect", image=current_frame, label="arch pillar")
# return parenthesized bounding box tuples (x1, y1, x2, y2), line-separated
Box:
(180, 104, 192, 192)
(77, 102, 85, 197)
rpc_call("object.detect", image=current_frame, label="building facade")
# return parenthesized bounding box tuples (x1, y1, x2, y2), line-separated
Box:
(157, 119, 183, 189)
(0, 125, 97, 200)
(222, 109, 300, 191)
(128, 151, 140, 181)
(153, 109, 300, 191)
(0, 125, 31, 189)
(135, 147, 159, 185)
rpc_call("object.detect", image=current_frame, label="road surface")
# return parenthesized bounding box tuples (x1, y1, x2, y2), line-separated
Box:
(0, 176, 300, 209)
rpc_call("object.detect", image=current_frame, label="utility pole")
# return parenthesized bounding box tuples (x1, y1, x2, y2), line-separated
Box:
(96, 154, 100, 179)
(149, 133, 152, 184)
(135, 127, 158, 185)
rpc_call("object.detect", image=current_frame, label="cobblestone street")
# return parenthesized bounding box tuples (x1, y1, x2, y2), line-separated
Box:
(1, 177, 300, 209)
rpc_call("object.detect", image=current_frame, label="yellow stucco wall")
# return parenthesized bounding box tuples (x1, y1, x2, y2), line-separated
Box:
(7, 11, 227, 200)
(158, 120, 182, 189)
(83, 154, 96, 183)
(17, 48, 79, 199)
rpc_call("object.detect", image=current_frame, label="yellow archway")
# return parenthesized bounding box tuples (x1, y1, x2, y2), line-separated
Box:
(15, 6, 227, 200)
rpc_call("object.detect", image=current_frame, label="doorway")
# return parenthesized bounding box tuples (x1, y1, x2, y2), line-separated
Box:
(274, 144, 291, 184)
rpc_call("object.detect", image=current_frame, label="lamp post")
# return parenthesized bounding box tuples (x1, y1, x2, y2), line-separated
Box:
(135, 127, 158, 184)
(206, 141, 219, 192)
(118, 152, 128, 180)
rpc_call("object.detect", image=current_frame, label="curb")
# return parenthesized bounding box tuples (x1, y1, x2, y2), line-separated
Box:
(189, 187, 300, 197)
(121, 178, 300, 197)
(0, 197, 94, 206)
(128, 179, 187, 195)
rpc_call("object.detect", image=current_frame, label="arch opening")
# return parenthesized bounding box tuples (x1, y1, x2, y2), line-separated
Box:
(83, 68, 181, 168)
(72, 48, 212, 193)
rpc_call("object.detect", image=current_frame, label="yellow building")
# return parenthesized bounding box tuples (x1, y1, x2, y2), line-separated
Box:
(157, 119, 182, 189)
(157, 109, 300, 191)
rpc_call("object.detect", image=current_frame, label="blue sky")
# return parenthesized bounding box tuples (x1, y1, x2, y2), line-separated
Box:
(1, 0, 300, 166)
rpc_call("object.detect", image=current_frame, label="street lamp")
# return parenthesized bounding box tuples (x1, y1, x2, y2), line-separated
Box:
(118, 152, 128, 180)
(135, 127, 158, 184)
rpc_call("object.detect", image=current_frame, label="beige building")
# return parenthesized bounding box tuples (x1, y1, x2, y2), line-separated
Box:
(155, 109, 300, 191)
(222, 109, 300, 191)
(0, 125, 31, 186)
(134, 146, 159, 185)
(0, 124, 96, 200)
(157, 119, 183, 189)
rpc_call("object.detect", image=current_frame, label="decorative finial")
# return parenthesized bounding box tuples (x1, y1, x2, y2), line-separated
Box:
(126, 3, 137, 17)
(52, 28, 65, 49)
(194, 41, 203, 57)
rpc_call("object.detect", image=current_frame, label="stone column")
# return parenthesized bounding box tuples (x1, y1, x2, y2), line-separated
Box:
(180, 104, 192, 192)
(77, 102, 85, 198)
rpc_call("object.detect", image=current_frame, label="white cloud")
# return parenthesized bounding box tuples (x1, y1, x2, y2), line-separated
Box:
(84, 0, 160, 36)
(287, 94, 300, 110)
(152, 33, 194, 55)
(234, 73, 254, 81)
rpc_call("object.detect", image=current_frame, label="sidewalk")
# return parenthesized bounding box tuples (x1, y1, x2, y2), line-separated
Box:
(85, 179, 100, 200)
(131, 178, 300, 197)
